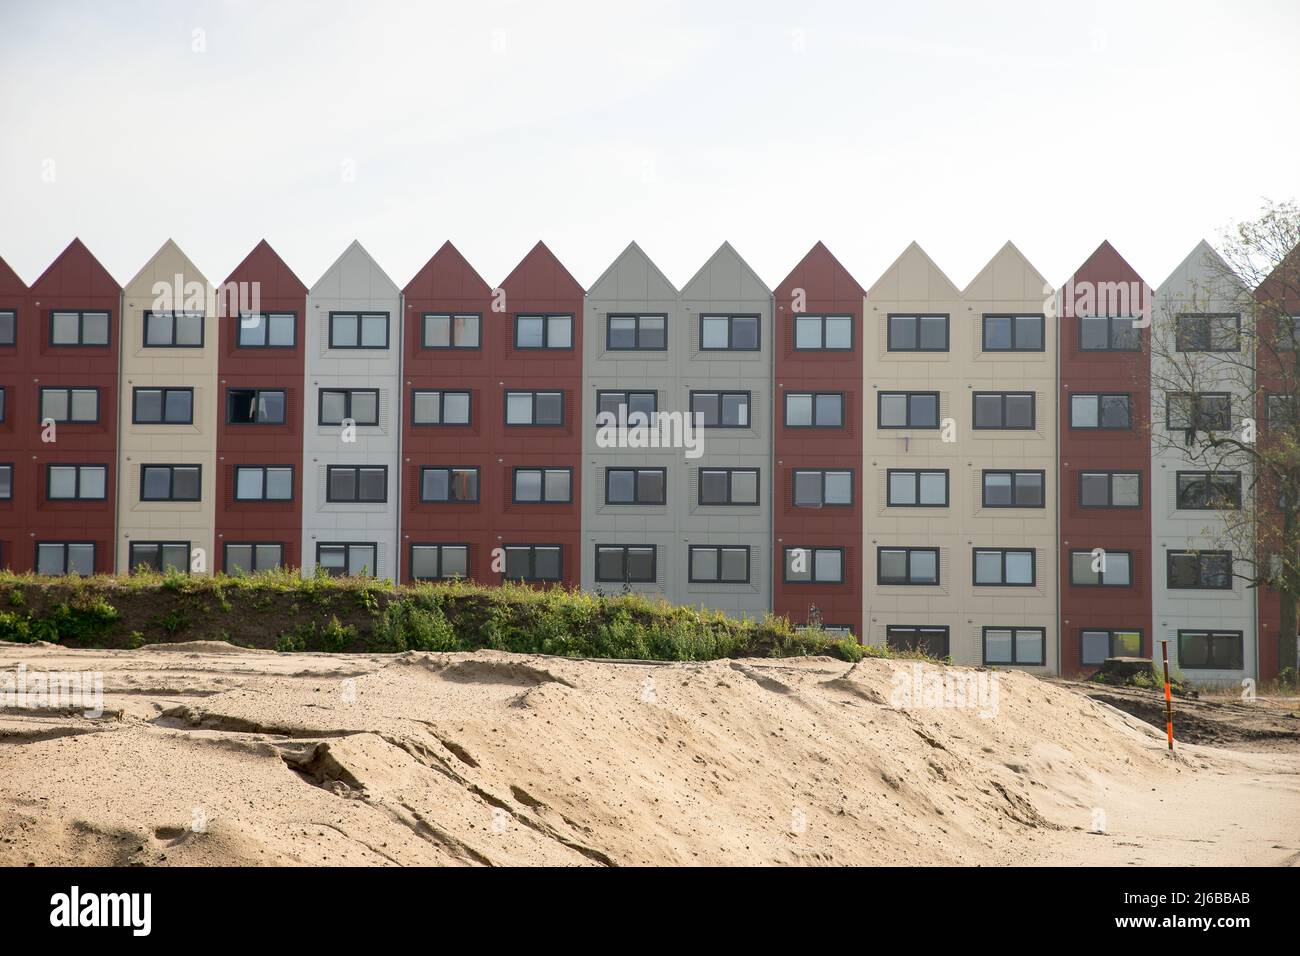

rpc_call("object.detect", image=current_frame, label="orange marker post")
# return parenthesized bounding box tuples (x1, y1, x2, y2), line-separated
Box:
(1160, 639, 1174, 751)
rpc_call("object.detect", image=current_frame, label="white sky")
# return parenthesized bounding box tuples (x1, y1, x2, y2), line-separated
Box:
(1, 0, 1297, 292)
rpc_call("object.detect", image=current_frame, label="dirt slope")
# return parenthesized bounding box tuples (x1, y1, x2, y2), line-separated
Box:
(1, 643, 1297, 866)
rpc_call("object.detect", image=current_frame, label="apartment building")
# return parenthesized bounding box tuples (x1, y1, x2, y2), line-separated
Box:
(863, 242, 1058, 669)
(1057, 241, 1153, 675)
(0, 241, 121, 574)
(117, 240, 218, 574)
(1151, 242, 1257, 683)
(215, 240, 307, 575)
(400, 241, 496, 584)
(493, 242, 585, 589)
(302, 241, 402, 580)
(773, 242, 864, 637)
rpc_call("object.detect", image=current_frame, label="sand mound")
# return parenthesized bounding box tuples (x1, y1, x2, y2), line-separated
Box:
(138, 640, 274, 655)
(1, 645, 1296, 866)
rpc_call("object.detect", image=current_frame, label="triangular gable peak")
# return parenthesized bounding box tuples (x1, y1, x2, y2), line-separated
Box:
(962, 240, 1050, 305)
(1255, 242, 1300, 310)
(1155, 239, 1247, 310)
(775, 241, 864, 304)
(0, 255, 28, 297)
(498, 240, 585, 300)
(1058, 240, 1151, 319)
(123, 239, 211, 298)
(309, 240, 400, 298)
(223, 239, 307, 297)
(403, 241, 493, 300)
(863, 241, 962, 303)
(680, 241, 771, 302)
(29, 238, 121, 297)
(587, 241, 678, 301)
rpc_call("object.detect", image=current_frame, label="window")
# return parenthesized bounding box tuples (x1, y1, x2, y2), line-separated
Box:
(226, 388, 285, 425)
(597, 390, 657, 425)
(1165, 392, 1231, 431)
(1070, 550, 1132, 587)
(688, 545, 750, 583)
(50, 310, 109, 346)
(144, 311, 204, 348)
(326, 466, 387, 503)
(0, 464, 10, 499)
(1070, 393, 1131, 429)
(690, 391, 750, 428)
(981, 470, 1044, 508)
(129, 541, 190, 574)
(1176, 472, 1241, 510)
(605, 468, 667, 505)
(1267, 394, 1299, 428)
(973, 548, 1035, 586)
(409, 544, 470, 581)
(700, 313, 760, 351)
(411, 389, 469, 426)
(1081, 629, 1143, 666)
(877, 547, 939, 585)
(607, 314, 666, 351)
(983, 627, 1046, 665)
(887, 469, 948, 507)
(1270, 316, 1300, 352)
(422, 313, 480, 349)
(888, 314, 948, 352)
(46, 464, 106, 500)
(698, 468, 758, 506)
(133, 387, 194, 424)
(1167, 550, 1232, 589)
(316, 542, 377, 578)
(0, 310, 14, 345)
(512, 468, 572, 503)
(233, 465, 293, 501)
(1080, 314, 1139, 351)
(503, 545, 562, 582)
(224, 543, 284, 575)
(321, 388, 379, 426)
(973, 392, 1035, 429)
(505, 390, 563, 426)
(140, 464, 201, 501)
(792, 469, 853, 507)
(237, 312, 295, 348)
(420, 467, 479, 503)
(983, 314, 1044, 352)
(878, 391, 939, 429)
(0, 386, 5, 421)
(36, 542, 96, 576)
(40, 387, 98, 423)
(783, 547, 844, 584)
(785, 392, 844, 427)
(1177, 630, 1244, 670)
(594, 545, 656, 583)
(794, 314, 853, 350)
(328, 312, 389, 349)
(1176, 313, 1240, 352)
(1079, 471, 1141, 508)
(886, 626, 950, 657)
(514, 313, 573, 350)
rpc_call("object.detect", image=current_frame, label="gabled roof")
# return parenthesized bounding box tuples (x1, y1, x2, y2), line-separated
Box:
(403, 240, 493, 299)
(863, 241, 962, 301)
(29, 237, 121, 294)
(123, 239, 210, 292)
(1155, 239, 1245, 297)
(0, 255, 28, 296)
(680, 241, 771, 300)
(962, 240, 1050, 301)
(309, 239, 400, 296)
(497, 240, 585, 297)
(587, 241, 679, 300)
(223, 239, 307, 294)
(774, 240, 865, 301)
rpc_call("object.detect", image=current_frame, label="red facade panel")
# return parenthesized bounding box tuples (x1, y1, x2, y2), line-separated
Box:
(2, 241, 122, 573)
(1058, 241, 1153, 674)
(773, 242, 865, 638)
(215, 241, 307, 573)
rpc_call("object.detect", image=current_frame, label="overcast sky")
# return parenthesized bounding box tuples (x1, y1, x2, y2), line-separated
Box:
(1, 0, 1297, 292)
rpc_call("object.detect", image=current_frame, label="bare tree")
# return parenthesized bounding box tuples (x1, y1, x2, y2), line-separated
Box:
(1147, 199, 1300, 685)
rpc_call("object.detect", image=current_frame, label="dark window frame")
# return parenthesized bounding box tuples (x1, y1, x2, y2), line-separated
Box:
(128, 540, 192, 574)
(325, 465, 388, 504)
(886, 313, 950, 352)
(222, 542, 285, 575)
(421, 312, 482, 350)
(38, 386, 100, 424)
(504, 389, 565, 427)
(501, 544, 564, 583)
(697, 467, 760, 507)
(1070, 392, 1132, 430)
(236, 311, 297, 349)
(410, 388, 471, 427)
(143, 310, 205, 349)
(886, 625, 950, 657)
(1079, 314, 1141, 352)
(132, 386, 195, 425)
(44, 463, 108, 501)
(1080, 628, 1146, 666)
(319, 388, 381, 427)
(225, 387, 286, 425)
(877, 391, 940, 429)
(418, 466, 480, 504)
(972, 547, 1037, 587)
(1165, 391, 1232, 431)
(315, 541, 379, 578)
(1175, 312, 1241, 353)
(596, 389, 658, 425)
(1068, 549, 1134, 587)
(972, 391, 1036, 430)
(0, 309, 15, 347)
(604, 467, 668, 506)
(791, 468, 855, 508)
(877, 547, 941, 586)
(1175, 471, 1243, 510)
(1176, 629, 1245, 670)
(513, 313, 574, 351)
(1167, 550, 1233, 590)
(687, 545, 752, 584)
(139, 464, 202, 502)
(594, 544, 658, 584)
(782, 546, 846, 585)
(49, 309, 111, 348)
(793, 313, 854, 351)
(34, 540, 97, 576)
(0, 462, 11, 500)
(885, 469, 950, 508)
(232, 464, 295, 502)
(980, 469, 1046, 509)
(327, 311, 390, 350)
(982, 626, 1047, 666)
(784, 391, 845, 428)
(689, 390, 752, 429)
(982, 313, 1045, 352)
(699, 313, 761, 352)
(511, 466, 574, 504)
(1078, 470, 1142, 508)
(605, 313, 668, 352)
(408, 543, 471, 581)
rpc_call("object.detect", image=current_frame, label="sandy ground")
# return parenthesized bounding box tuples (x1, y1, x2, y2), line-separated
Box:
(1, 641, 1297, 867)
